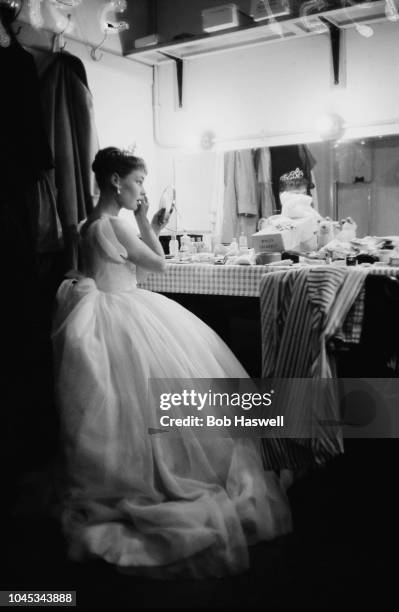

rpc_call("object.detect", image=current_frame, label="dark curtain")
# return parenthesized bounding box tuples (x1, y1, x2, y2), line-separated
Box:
(0, 38, 55, 489)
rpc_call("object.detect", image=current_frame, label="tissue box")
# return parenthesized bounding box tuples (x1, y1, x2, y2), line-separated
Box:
(252, 216, 317, 253)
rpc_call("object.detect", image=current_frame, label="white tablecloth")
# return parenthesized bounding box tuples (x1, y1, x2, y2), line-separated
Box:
(138, 263, 268, 297)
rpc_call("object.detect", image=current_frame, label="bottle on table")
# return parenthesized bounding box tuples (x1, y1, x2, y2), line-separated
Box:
(239, 232, 248, 251)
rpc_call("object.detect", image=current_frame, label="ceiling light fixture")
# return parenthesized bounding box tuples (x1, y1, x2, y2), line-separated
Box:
(200, 131, 216, 150)
(314, 112, 346, 140)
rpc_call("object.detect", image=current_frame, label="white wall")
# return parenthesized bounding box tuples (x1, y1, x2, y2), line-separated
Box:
(155, 22, 399, 147)
(154, 21, 399, 231)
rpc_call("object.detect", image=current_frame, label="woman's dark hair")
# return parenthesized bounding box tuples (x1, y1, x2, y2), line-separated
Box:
(92, 147, 147, 190)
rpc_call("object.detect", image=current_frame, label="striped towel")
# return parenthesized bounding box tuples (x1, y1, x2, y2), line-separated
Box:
(259, 266, 366, 471)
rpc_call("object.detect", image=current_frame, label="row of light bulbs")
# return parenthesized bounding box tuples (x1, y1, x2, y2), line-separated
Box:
(200, 112, 356, 150)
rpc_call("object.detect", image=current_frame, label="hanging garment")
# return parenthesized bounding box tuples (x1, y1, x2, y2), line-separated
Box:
(221, 150, 259, 244)
(310, 169, 319, 211)
(270, 145, 316, 211)
(0, 40, 53, 183)
(41, 52, 99, 268)
(0, 38, 53, 326)
(52, 215, 292, 578)
(259, 267, 366, 471)
(0, 39, 55, 474)
(235, 149, 258, 216)
(298, 145, 317, 187)
(0, 41, 62, 255)
(221, 151, 238, 243)
(255, 147, 276, 218)
(33, 172, 64, 253)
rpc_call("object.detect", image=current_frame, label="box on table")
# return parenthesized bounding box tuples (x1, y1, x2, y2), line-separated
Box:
(252, 216, 317, 253)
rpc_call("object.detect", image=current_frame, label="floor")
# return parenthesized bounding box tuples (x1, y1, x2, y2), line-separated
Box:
(3, 440, 396, 609)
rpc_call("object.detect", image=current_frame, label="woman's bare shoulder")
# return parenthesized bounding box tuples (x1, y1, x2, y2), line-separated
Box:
(108, 215, 138, 239)
(80, 214, 105, 238)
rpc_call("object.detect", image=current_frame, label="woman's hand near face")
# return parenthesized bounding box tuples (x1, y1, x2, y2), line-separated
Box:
(133, 192, 166, 258)
(134, 192, 149, 222)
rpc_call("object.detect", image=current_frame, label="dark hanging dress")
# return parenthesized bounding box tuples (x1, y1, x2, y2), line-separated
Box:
(270, 145, 316, 211)
(40, 51, 99, 269)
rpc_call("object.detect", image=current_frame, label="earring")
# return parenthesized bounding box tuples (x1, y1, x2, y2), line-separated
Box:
(116, 187, 121, 195)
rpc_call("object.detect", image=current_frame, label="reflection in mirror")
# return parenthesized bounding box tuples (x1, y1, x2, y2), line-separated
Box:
(173, 134, 399, 246)
(333, 135, 399, 237)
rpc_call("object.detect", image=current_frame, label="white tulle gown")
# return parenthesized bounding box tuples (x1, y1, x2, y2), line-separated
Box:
(52, 215, 292, 579)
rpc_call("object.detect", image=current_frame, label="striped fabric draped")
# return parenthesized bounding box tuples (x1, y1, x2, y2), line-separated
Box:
(259, 266, 366, 472)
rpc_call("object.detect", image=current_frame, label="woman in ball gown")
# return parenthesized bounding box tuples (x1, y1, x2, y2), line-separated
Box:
(52, 147, 292, 579)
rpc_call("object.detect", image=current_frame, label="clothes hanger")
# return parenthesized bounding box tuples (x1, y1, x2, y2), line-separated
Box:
(52, 13, 71, 53)
(90, 31, 107, 62)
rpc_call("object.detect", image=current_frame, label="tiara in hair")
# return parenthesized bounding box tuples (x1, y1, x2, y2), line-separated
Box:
(120, 143, 137, 156)
(280, 168, 305, 183)
(108, 144, 137, 158)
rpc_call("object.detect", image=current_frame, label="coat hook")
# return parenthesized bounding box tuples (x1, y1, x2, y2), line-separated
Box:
(90, 45, 103, 61)
(90, 32, 107, 62)
(52, 13, 71, 53)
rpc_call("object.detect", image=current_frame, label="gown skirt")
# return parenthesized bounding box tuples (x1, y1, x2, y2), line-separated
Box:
(52, 218, 292, 579)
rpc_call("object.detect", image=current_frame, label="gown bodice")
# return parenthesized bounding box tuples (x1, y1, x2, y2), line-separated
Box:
(79, 215, 138, 293)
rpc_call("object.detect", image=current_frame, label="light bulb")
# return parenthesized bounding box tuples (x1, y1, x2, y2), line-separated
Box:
(314, 112, 345, 140)
(355, 24, 374, 37)
(201, 131, 215, 150)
